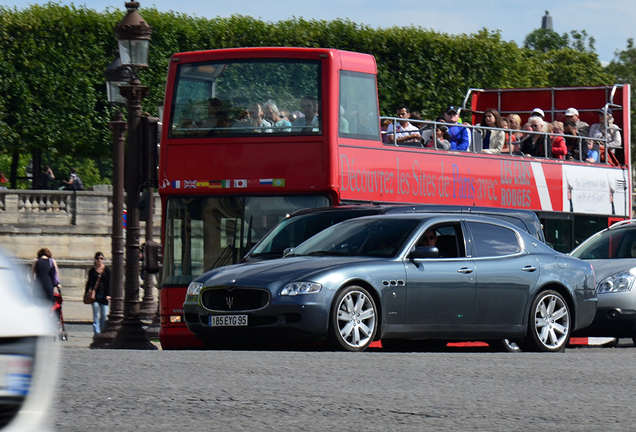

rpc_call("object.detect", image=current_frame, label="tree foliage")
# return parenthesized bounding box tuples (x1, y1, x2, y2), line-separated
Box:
(0, 5, 617, 188)
(524, 28, 596, 54)
(606, 38, 636, 167)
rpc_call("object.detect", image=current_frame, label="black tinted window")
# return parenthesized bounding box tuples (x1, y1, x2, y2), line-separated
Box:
(467, 222, 521, 257)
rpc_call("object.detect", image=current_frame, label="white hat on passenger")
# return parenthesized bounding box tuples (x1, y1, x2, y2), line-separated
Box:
(530, 108, 545, 118)
(565, 107, 579, 117)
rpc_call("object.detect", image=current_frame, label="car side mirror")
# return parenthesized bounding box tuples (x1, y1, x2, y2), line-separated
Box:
(410, 246, 439, 260)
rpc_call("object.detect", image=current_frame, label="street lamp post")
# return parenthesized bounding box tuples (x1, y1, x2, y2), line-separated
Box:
(91, 52, 130, 349)
(108, 0, 156, 350)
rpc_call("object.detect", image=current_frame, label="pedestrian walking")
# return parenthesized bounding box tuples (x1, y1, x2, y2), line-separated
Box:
(85, 252, 111, 335)
(31, 247, 61, 302)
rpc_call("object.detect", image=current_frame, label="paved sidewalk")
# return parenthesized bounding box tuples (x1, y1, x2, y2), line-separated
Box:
(62, 299, 93, 323)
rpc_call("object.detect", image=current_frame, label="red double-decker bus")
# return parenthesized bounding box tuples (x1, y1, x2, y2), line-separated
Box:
(157, 47, 631, 349)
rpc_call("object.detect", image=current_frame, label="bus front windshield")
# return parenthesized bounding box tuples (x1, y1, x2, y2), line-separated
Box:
(162, 195, 330, 286)
(169, 59, 321, 138)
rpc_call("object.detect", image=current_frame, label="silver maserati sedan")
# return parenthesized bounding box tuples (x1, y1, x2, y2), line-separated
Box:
(184, 213, 597, 352)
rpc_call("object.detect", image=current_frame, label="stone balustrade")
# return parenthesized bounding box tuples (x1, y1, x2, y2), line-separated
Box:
(0, 185, 161, 302)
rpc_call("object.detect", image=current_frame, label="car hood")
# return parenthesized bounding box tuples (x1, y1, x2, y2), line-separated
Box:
(200, 256, 385, 287)
(584, 258, 636, 280)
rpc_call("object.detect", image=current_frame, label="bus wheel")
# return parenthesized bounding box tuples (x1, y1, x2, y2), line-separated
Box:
(524, 290, 571, 352)
(328, 286, 377, 352)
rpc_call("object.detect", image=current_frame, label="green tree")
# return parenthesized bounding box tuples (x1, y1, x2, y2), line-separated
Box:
(524, 28, 595, 54)
(0, 5, 620, 189)
(605, 38, 636, 166)
(524, 28, 569, 53)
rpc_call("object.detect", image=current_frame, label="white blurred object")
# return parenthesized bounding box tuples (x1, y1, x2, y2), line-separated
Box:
(0, 248, 59, 432)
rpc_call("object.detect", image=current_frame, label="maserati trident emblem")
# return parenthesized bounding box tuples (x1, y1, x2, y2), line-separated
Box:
(226, 296, 234, 309)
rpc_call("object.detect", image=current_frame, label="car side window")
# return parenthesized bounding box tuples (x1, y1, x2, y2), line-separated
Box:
(416, 223, 465, 258)
(466, 222, 521, 257)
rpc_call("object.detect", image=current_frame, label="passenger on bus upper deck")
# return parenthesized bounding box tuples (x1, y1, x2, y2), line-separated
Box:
(518, 116, 548, 157)
(530, 108, 545, 120)
(443, 106, 469, 151)
(586, 140, 599, 163)
(293, 96, 320, 132)
(263, 100, 292, 132)
(589, 108, 622, 150)
(425, 125, 451, 150)
(563, 120, 582, 160)
(386, 106, 422, 144)
(565, 108, 590, 137)
(480, 109, 505, 154)
(551, 121, 567, 159)
(506, 114, 523, 141)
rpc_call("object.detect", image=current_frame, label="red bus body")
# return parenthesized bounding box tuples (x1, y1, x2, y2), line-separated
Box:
(158, 47, 631, 349)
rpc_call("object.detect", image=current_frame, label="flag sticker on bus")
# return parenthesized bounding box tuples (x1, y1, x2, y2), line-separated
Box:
(171, 180, 181, 189)
(184, 180, 197, 188)
(259, 179, 286, 187)
(234, 179, 247, 188)
(208, 180, 230, 188)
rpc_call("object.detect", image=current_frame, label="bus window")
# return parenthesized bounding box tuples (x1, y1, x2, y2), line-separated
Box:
(542, 218, 572, 253)
(162, 195, 330, 285)
(339, 70, 380, 140)
(169, 60, 321, 137)
(574, 215, 607, 249)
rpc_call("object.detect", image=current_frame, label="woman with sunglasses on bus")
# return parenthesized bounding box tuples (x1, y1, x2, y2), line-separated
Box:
(519, 116, 548, 157)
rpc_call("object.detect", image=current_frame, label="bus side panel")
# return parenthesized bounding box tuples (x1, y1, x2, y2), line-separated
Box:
(159, 286, 204, 349)
(338, 146, 629, 218)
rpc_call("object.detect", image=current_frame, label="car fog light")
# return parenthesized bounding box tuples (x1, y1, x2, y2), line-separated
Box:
(169, 315, 182, 323)
(281, 281, 322, 296)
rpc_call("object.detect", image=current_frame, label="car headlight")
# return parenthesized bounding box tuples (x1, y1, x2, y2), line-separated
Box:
(280, 281, 322, 296)
(597, 269, 636, 293)
(186, 282, 203, 296)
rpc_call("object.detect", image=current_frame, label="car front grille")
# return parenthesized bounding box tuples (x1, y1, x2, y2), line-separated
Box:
(201, 287, 270, 312)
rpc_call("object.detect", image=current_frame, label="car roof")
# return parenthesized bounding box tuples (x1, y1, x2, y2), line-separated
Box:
(286, 204, 544, 241)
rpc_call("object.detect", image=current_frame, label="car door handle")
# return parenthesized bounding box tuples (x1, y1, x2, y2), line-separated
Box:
(457, 267, 474, 274)
(522, 265, 537, 272)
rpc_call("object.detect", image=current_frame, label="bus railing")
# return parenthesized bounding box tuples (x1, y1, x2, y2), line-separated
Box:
(380, 117, 621, 166)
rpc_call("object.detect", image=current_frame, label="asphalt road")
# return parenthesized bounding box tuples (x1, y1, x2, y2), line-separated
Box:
(52, 324, 636, 432)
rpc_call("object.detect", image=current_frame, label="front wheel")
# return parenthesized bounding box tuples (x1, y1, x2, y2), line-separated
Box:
(328, 286, 377, 352)
(523, 290, 571, 352)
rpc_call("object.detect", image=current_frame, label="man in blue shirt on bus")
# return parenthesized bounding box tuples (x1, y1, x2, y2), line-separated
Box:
(443, 106, 470, 151)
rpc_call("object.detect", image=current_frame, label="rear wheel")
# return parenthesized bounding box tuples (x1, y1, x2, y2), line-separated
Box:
(329, 286, 377, 352)
(524, 290, 571, 352)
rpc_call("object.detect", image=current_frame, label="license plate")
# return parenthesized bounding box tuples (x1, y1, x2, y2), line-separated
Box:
(0, 354, 33, 396)
(209, 315, 248, 327)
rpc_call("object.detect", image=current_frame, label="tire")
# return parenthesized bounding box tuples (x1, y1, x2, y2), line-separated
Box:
(328, 286, 378, 352)
(524, 290, 571, 352)
(488, 339, 522, 353)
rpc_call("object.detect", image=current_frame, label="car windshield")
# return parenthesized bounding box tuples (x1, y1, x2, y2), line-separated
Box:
(571, 228, 636, 259)
(289, 218, 421, 258)
(248, 209, 383, 259)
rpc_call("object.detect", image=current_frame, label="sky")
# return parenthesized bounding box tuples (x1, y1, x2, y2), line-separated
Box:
(3, 0, 636, 64)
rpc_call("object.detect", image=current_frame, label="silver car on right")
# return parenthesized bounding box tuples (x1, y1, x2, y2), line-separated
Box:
(570, 219, 636, 345)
